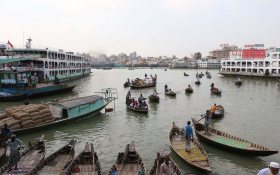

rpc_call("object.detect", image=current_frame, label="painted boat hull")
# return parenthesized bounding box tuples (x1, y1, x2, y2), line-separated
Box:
(13, 103, 108, 135)
(0, 84, 75, 101)
(192, 118, 278, 156)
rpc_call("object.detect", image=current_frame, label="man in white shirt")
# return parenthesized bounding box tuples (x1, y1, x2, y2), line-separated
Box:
(257, 162, 280, 175)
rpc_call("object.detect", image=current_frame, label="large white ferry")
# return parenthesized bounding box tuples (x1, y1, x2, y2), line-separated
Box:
(220, 44, 280, 78)
(0, 38, 91, 84)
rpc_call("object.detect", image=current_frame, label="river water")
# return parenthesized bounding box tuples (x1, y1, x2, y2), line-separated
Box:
(0, 68, 279, 175)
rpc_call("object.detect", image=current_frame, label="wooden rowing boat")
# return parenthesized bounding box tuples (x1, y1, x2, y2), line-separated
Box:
(235, 81, 242, 86)
(30, 139, 77, 175)
(148, 95, 160, 102)
(185, 88, 193, 94)
(65, 142, 101, 175)
(127, 106, 148, 114)
(191, 118, 279, 156)
(210, 88, 221, 95)
(211, 105, 224, 119)
(184, 73, 189, 76)
(165, 91, 176, 96)
(169, 122, 211, 174)
(124, 82, 130, 88)
(194, 81, 200, 85)
(149, 149, 181, 175)
(0, 135, 45, 175)
(108, 141, 146, 175)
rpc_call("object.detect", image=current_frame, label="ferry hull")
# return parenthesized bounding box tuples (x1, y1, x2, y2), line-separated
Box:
(220, 72, 280, 78)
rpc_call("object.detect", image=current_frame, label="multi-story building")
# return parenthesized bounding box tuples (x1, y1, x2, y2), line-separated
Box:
(208, 44, 240, 60)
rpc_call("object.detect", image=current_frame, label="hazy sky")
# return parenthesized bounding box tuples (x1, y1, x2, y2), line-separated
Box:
(1, 0, 280, 57)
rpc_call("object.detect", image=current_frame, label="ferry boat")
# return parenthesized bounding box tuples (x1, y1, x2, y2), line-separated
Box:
(0, 38, 92, 83)
(220, 44, 280, 78)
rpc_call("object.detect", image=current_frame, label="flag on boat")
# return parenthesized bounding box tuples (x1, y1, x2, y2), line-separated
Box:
(7, 40, 13, 48)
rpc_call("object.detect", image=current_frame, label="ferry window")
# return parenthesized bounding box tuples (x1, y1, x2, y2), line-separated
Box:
(45, 61, 48, 68)
(272, 54, 277, 59)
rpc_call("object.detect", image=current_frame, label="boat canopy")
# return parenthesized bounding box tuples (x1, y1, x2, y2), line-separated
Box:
(55, 95, 103, 109)
(0, 57, 32, 64)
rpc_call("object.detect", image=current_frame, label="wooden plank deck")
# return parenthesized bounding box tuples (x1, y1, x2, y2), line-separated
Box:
(171, 135, 207, 162)
(38, 154, 73, 175)
(2, 150, 44, 175)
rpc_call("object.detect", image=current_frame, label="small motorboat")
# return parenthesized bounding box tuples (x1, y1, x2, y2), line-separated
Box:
(184, 72, 189, 76)
(206, 74, 211, 79)
(211, 105, 224, 118)
(127, 105, 148, 114)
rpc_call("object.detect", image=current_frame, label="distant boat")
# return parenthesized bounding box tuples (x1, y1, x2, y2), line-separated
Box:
(148, 95, 160, 102)
(235, 81, 242, 85)
(103, 67, 112, 70)
(164, 68, 167, 71)
(184, 72, 189, 76)
(128, 67, 135, 70)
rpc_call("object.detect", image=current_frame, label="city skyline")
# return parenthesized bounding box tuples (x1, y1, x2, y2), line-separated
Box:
(1, 0, 280, 57)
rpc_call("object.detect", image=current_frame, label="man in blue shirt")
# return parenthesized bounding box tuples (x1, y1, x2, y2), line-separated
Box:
(184, 121, 193, 152)
(1, 123, 12, 139)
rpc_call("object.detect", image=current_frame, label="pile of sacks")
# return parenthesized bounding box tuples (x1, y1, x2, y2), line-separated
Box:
(0, 104, 55, 130)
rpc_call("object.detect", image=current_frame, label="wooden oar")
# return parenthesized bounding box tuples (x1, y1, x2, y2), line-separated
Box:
(191, 115, 205, 126)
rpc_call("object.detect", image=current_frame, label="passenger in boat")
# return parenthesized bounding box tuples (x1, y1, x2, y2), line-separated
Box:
(164, 84, 168, 92)
(138, 94, 144, 105)
(184, 121, 193, 153)
(111, 165, 118, 175)
(210, 83, 214, 90)
(1, 123, 12, 139)
(71, 165, 81, 173)
(203, 110, 211, 135)
(153, 90, 158, 96)
(6, 134, 23, 171)
(237, 77, 241, 82)
(126, 91, 131, 106)
(141, 101, 148, 110)
(160, 155, 173, 175)
(145, 73, 147, 78)
(210, 104, 217, 117)
(187, 84, 192, 90)
(257, 162, 279, 175)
